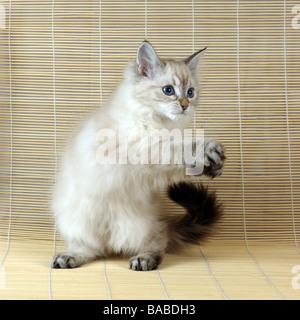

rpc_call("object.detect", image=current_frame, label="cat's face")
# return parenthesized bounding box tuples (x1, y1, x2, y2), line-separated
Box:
(133, 41, 206, 122)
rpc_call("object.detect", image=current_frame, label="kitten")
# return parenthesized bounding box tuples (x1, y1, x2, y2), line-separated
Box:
(51, 41, 225, 271)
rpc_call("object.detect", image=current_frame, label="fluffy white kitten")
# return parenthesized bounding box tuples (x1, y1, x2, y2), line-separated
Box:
(51, 41, 225, 271)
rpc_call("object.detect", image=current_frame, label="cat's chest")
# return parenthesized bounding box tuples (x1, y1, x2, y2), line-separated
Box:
(129, 119, 153, 138)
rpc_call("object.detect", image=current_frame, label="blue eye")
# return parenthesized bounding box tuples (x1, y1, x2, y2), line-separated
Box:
(162, 85, 174, 96)
(187, 88, 194, 98)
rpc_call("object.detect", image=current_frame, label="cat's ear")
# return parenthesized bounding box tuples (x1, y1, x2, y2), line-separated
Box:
(136, 41, 163, 78)
(184, 47, 207, 71)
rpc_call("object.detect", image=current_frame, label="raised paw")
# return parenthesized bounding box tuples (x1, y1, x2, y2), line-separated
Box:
(130, 253, 162, 271)
(51, 252, 82, 269)
(203, 139, 226, 178)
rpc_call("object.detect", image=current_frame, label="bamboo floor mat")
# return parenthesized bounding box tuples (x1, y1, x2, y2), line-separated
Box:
(1, 238, 299, 300)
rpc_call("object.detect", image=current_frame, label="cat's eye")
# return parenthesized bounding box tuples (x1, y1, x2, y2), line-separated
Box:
(187, 88, 194, 98)
(162, 85, 175, 96)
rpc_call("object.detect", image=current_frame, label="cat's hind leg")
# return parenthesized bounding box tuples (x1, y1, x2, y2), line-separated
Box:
(51, 251, 95, 269)
(130, 253, 163, 271)
(51, 241, 101, 269)
(129, 225, 167, 271)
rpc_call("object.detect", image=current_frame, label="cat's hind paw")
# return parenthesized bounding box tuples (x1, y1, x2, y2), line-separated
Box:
(51, 252, 84, 269)
(130, 253, 162, 271)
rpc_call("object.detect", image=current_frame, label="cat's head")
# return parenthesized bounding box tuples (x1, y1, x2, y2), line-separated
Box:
(126, 41, 206, 124)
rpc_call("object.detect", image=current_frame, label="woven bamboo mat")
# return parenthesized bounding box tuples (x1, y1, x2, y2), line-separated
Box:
(0, 0, 300, 301)
(1, 238, 299, 300)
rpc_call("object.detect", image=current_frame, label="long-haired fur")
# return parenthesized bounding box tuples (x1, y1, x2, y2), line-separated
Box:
(166, 182, 223, 251)
(51, 41, 225, 270)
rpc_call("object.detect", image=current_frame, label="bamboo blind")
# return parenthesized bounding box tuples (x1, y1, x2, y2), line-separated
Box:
(0, 0, 300, 300)
(1, 0, 299, 242)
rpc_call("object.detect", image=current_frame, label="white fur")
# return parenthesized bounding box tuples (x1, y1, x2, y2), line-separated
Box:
(52, 42, 205, 266)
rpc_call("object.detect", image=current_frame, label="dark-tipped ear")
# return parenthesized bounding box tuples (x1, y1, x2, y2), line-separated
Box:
(136, 41, 163, 78)
(184, 47, 207, 71)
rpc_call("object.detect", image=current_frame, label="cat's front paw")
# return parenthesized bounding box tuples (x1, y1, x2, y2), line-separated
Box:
(203, 139, 226, 178)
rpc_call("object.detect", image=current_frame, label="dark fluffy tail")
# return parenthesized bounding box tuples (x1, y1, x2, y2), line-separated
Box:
(166, 181, 222, 251)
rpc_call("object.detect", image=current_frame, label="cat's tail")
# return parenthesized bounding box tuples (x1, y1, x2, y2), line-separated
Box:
(165, 181, 222, 251)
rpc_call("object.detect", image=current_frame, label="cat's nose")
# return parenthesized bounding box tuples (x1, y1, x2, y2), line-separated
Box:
(179, 98, 189, 111)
